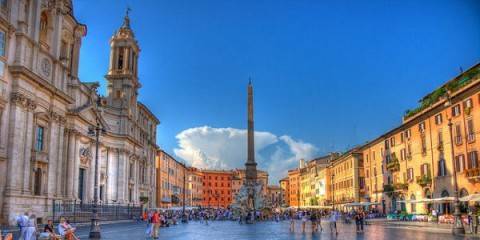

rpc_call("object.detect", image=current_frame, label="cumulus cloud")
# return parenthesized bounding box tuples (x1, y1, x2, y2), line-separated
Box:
(173, 126, 318, 184)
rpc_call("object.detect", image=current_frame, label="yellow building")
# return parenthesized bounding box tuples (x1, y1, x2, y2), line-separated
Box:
(327, 149, 365, 208)
(361, 63, 480, 214)
(156, 150, 187, 208)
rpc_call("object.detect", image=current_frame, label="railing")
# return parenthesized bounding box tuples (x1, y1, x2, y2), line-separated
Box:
(393, 183, 409, 191)
(51, 200, 142, 224)
(416, 175, 432, 187)
(465, 168, 480, 178)
(386, 160, 400, 172)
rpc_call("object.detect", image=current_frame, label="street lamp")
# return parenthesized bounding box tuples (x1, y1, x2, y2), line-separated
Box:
(88, 88, 106, 239)
(445, 92, 465, 235)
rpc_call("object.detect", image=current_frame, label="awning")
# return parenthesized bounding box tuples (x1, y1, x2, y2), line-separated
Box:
(398, 197, 454, 204)
(460, 194, 480, 202)
(345, 202, 381, 207)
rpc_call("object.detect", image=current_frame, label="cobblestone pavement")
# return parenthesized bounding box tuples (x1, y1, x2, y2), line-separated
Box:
(71, 220, 480, 240)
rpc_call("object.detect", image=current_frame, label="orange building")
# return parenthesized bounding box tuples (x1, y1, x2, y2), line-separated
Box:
(201, 170, 233, 208)
(288, 169, 300, 207)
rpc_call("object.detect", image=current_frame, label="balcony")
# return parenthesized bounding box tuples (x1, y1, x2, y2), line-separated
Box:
(386, 159, 400, 172)
(383, 184, 394, 193)
(465, 168, 480, 179)
(393, 183, 409, 191)
(416, 175, 432, 187)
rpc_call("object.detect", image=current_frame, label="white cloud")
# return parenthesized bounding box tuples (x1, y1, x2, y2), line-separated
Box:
(173, 126, 318, 184)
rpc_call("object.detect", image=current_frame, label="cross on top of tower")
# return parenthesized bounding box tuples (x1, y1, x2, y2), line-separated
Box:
(122, 6, 132, 29)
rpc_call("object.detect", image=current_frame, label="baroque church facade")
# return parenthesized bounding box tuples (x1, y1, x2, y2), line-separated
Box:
(0, 0, 159, 223)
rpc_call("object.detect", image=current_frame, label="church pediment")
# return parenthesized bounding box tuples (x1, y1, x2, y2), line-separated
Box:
(71, 104, 110, 131)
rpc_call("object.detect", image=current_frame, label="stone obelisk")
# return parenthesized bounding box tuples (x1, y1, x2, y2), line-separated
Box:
(245, 79, 257, 212)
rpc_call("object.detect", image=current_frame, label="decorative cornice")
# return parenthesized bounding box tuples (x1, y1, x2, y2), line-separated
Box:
(10, 92, 37, 111)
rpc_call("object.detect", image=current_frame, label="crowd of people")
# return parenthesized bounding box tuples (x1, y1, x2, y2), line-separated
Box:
(11, 212, 79, 240)
(139, 207, 372, 239)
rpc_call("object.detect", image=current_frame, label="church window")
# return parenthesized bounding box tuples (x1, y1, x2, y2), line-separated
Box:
(33, 168, 42, 195)
(0, 0, 6, 11)
(118, 47, 124, 70)
(60, 40, 68, 60)
(35, 126, 45, 151)
(0, 30, 5, 57)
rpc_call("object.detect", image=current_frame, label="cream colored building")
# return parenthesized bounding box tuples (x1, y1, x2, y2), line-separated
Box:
(327, 149, 365, 207)
(156, 150, 187, 208)
(0, 1, 159, 224)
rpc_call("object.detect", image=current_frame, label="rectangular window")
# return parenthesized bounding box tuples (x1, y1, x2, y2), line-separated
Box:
(455, 124, 463, 145)
(407, 168, 414, 181)
(464, 98, 473, 109)
(454, 155, 465, 172)
(419, 122, 425, 133)
(405, 129, 411, 139)
(421, 135, 427, 155)
(468, 151, 478, 169)
(452, 104, 461, 117)
(400, 148, 406, 161)
(35, 126, 45, 151)
(467, 119, 475, 142)
(390, 137, 395, 147)
(420, 163, 430, 177)
(0, 31, 5, 57)
(437, 131, 443, 150)
(435, 114, 443, 125)
(400, 132, 404, 143)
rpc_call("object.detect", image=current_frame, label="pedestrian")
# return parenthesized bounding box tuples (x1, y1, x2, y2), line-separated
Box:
(360, 211, 365, 232)
(151, 210, 160, 239)
(473, 209, 479, 235)
(23, 214, 36, 240)
(354, 211, 360, 232)
(16, 212, 29, 240)
(311, 212, 317, 233)
(145, 211, 152, 238)
(329, 210, 338, 235)
(289, 211, 295, 232)
(318, 211, 323, 232)
(301, 211, 309, 233)
(469, 211, 474, 234)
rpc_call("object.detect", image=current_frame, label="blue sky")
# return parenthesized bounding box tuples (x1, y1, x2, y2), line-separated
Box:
(73, 0, 480, 183)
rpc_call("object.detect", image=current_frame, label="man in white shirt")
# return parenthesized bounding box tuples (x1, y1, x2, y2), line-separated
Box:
(329, 210, 338, 234)
(16, 212, 29, 240)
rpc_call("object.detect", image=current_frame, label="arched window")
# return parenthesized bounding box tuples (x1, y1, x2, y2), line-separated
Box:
(33, 168, 42, 195)
(441, 190, 451, 214)
(410, 194, 416, 213)
(39, 11, 48, 45)
(425, 189, 433, 212)
(438, 159, 447, 176)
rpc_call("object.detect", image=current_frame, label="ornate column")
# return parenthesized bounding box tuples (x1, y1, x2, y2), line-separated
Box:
(46, 112, 59, 197)
(65, 128, 78, 198)
(5, 93, 29, 194)
(22, 99, 36, 193)
(72, 133, 80, 199)
(55, 115, 66, 196)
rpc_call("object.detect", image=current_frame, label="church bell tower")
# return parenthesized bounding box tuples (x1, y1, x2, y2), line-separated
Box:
(105, 9, 140, 111)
